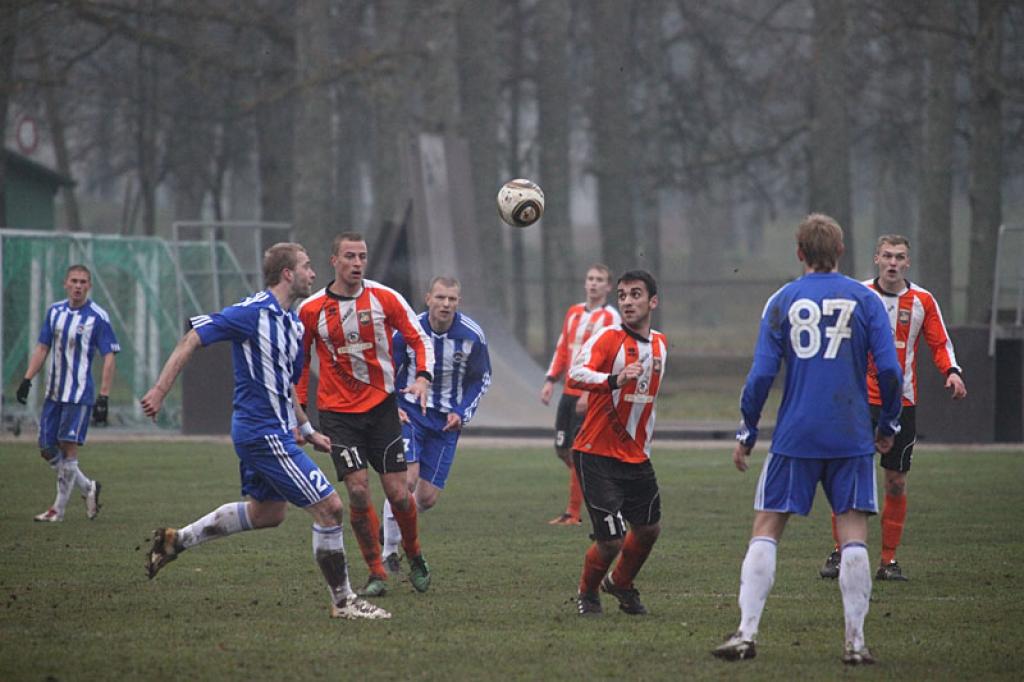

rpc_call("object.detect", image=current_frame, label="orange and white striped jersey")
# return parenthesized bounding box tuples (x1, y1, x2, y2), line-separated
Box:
(568, 325, 667, 463)
(545, 302, 621, 397)
(296, 279, 433, 414)
(864, 278, 960, 406)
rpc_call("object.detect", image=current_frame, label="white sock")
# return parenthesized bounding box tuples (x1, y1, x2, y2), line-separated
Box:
(737, 536, 778, 641)
(53, 460, 76, 515)
(381, 499, 402, 557)
(65, 459, 92, 494)
(312, 524, 354, 603)
(178, 502, 252, 549)
(839, 542, 872, 650)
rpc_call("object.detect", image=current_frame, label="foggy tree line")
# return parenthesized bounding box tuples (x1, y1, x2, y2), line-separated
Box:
(1, 0, 1022, 351)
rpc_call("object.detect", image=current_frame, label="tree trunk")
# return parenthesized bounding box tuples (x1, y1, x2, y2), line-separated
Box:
(916, 0, 957, 307)
(967, 0, 1005, 323)
(536, 0, 573, 359)
(456, 0, 505, 313)
(591, 0, 636, 275)
(809, 0, 853, 272)
(0, 4, 17, 225)
(292, 0, 334, 255)
(33, 35, 81, 232)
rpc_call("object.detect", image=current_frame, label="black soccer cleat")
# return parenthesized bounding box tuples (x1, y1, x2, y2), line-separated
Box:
(600, 575, 648, 615)
(820, 549, 841, 579)
(876, 560, 909, 581)
(146, 528, 182, 579)
(576, 590, 603, 616)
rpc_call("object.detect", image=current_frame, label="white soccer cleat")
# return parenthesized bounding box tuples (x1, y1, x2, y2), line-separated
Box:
(842, 643, 876, 665)
(330, 595, 392, 620)
(712, 632, 757, 661)
(34, 507, 63, 523)
(85, 481, 102, 520)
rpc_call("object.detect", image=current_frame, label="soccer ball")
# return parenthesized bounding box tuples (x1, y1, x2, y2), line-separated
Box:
(496, 179, 544, 227)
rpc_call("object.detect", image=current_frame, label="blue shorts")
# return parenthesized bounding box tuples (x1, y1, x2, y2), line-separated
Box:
(754, 452, 878, 516)
(38, 399, 92, 454)
(401, 408, 460, 489)
(234, 434, 335, 508)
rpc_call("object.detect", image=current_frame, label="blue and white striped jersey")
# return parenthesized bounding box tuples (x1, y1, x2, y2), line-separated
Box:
(190, 290, 304, 441)
(394, 311, 491, 424)
(738, 272, 902, 458)
(38, 298, 120, 405)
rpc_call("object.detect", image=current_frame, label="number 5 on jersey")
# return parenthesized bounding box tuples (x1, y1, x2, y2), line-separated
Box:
(788, 298, 857, 359)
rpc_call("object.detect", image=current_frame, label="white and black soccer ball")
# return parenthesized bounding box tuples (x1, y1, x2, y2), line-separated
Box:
(496, 179, 545, 227)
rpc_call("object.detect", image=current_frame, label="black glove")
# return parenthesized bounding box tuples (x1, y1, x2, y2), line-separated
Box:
(16, 379, 31, 404)
(93, 395, 109, 425)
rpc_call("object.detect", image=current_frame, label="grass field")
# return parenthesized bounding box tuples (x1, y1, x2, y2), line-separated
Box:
(1, 439, 1022, 680)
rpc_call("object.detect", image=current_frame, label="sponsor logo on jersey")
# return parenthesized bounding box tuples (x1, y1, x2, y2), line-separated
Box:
(895, 340, 906, 349)
(347, 331, 360, 343)
(624, 394, 654, 404)
(452, 351, 465, 364)
(358, 310, 372, 326)
(638, 379, 649, 393)
(898, 309, 911, 325)
(338, 342, 373, 354)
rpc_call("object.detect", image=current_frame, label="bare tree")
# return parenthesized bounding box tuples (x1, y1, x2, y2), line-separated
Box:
(967, 0, 1006, 323)
(917, 0, 958, 306)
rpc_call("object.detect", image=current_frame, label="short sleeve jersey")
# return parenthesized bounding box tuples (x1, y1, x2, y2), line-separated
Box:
(190, 290, 304, 442)
(394, 311, 492, 424)
(737, 272, 902, 458)
(38, 298, 121, 405)
(568, 325, 668, 463)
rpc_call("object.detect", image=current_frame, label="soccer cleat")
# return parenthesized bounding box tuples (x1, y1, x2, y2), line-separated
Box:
(330, 594, 392, 620)
(384, 552, 402, 576)
(146, 528, 182, 579)
(358, 576, 388, 598)
(600, 575, 648, 615)
(576, 590, 603, 616)
(548, 513, 582, 526)
(408, 554, 431, 592)
(876, 560, 909, 581)
(33, 507, 63, 523)
(820, 549, 841, 579)
(86, 481, 102, 520)
(842, 644, 877, 665)
(712, 632, 757, 661)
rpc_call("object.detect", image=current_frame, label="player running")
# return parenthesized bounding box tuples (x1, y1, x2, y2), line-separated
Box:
(296, 233, 434, 597)
(140, 243, 389, 620)
(569, 270, 666, 617)
(18, 264, 118, 523)
(713, 214, 903, 665)
(380, 276, 491, 573)
(819, 234, 967, 582)
(540, 264, 620, 526)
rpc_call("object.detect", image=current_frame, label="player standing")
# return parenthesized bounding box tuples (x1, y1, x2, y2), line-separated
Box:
(712, 214, 902, 665)
(17, 264, 118, 523)
(820, 234, 967, 581)
(569, 270, 666, 617)
(540, 264, 620, 526)
(296, 233, 434, 597)
(141, 243, 389, 620)
(380, 276, 492, 572)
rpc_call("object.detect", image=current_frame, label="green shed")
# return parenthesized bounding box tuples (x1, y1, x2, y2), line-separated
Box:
(2, 149, 74, 230)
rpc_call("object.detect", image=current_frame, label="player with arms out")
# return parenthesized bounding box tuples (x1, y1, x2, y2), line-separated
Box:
(569, 270, 666, 617)
(380, 276, 492, 572)
(820, 234, 967, 582)
(141, 243, 389, 620)
(712, 214, 902, 665)
(540, 264, 620, 526)
(297, 233, 434, 597)
(17, 264, 118, 523)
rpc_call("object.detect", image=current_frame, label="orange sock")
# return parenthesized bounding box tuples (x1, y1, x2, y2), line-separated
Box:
(579, 543, 612, 594)
(610, 531, 655, 589)
(348, 505, 385, 578)
(880, 493, 907, 565)
(831, 512, 840, 551)
(567, 467, 583, 520)
(392, 500, 422, 559)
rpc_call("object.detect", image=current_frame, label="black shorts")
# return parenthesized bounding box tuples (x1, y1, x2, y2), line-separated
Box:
(573, 451, 661, 541)
(319, 394, 406, 479)
(554, 394, 582, 450)
(871, 404, 917, 473)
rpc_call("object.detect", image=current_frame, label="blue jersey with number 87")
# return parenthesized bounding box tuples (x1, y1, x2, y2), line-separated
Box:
(738, 272, 902, 458)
